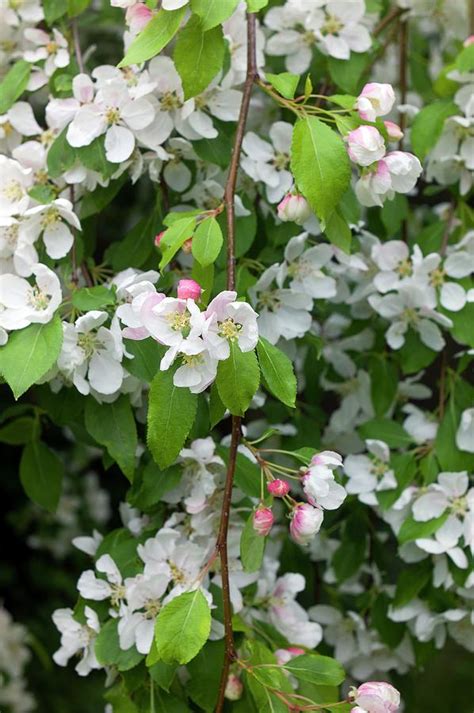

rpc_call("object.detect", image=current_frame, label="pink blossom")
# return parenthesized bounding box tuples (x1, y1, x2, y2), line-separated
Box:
(277, 193, 311, 225)
(275, 647, 305, 665)
(224, 674, 243, 701)
(267, 479, 290, 497)
(125, 3, 153, 33)
(289, 503, 323, 545)
(463, 36, 474, 47)
(384, 121, 404, 141)
(350, 681, 401, 713)
(347, 126, 386, 167)
(356, 83, 395, 122)
(177, 279, 201, 301)
(253, 506, 274, 536)
(154, 231, 165, 246)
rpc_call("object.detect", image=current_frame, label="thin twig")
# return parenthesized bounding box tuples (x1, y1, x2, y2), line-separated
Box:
(214, 12, 257, 713)
(373, 5, 405, 36)
(69, 186, 79, 285)
(72, 19, 85, 74)
(440, 200, 455, 256)
(398, 17, 408, 146)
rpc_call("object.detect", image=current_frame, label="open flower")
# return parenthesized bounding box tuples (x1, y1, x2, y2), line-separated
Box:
(52, 606, 101, 676)
(241, 122, 293, 203)
(204, 290, 258, 360)
(0, 264, 61, 331)
(22, 198, 80, 260)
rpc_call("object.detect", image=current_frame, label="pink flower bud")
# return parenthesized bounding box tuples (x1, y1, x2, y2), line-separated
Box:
(290, 503, 323, 545)
(177, 279, 202, 301)
(275, 647, 305, 665)
(277, 193, 311, 225)
(350, 682, 401, 713)
(253, 506, 274, 536)
(182, 237, 193, 253)
(224, 674, 243, 701)
(464, 35, 474, 47)
(384, 120, 404, 141)
(267, 479, 290, 497)
(356, 83, 396, 123)
(125, 2, 153, 32)
(346, 126, 386, 167)
(154, 231, 165, 246)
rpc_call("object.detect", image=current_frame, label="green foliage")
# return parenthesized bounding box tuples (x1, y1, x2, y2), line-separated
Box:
(257, 337, 297, 408)
(410, 101, 458, 159)
(123, 339, 164, 383)
(0, 317, 63, 400)
(283, 654, 345, 686)
(265, 72, 299, 99)
(20, 440, 64, 512)
(95, 620, 144, 671)
(216, 343, 260, 416)
(393, 560, 432, 608)
(291, 117, 351, 224)
(72, 286, 116, 311)
(192, 217, 223, 267)
(159, 217, 197, 269)
(119, 8, 186, 67)
(359, 418, 413, 447)
(154, 589, 211, 664)
(191, 0, 239, 31)
(174, 16, 225, 100)
(0, 59, 31, 114)
(147, 368, 198, 469)
(240, 512, 266, 572)
(84, 396, 138, 480)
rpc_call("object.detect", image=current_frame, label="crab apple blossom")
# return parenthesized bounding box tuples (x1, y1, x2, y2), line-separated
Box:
(277, 193, 312, 225)
(253, 506, 274, 536)
(177, 278, 202, 301)
(350, 681, 401, 713)
(356, 83, 396, 123)
(290, 503, 324, 545)
(267, 479, 290, 497)
(346, 126, 386, 167)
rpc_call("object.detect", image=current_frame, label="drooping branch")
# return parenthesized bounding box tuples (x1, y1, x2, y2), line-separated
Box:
(214, 13, 257, 713)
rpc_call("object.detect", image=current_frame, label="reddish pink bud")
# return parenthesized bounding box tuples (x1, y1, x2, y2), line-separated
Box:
(182, 237, 193, 253)
(384, 120, 404, 141)
(267, 479, 290, 497)
(224, 674, 243, 701)
(154, 231, 165, 247)
(177, 279, 202, 301)
(125, 3, 153, 32)
(253, 506, 274, 536)
(464, 35, 474, 47)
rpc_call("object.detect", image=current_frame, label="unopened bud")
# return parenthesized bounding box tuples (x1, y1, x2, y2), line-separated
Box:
(177, 279, 201, 301)
(154, 231, 165, 246)
(267, 479, 290, 497)
(253, 506, 274, 536)
(384, 120, 404, 141)
(277, 193, 311, 225)
(225, 674, 243, 701)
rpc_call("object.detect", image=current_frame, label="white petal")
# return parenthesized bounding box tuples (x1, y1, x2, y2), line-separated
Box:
(105, 125, 135, 163)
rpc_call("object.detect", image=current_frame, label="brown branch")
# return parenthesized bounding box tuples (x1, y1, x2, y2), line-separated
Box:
(214, 13, 257, 713)
(71, 19, 85, 74)
(373, 5, 405, 36)
(440, 200, 456, 255)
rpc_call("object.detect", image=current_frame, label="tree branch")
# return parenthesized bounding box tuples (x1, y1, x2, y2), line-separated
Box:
(214, 13, 257, 713)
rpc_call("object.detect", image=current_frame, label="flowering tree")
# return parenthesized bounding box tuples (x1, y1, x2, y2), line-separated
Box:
(0, 1, 473, 712)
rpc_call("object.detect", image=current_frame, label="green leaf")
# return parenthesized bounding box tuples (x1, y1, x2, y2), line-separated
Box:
(0, 317, 63, 400)
(398, 513, 449, 545)
(0, 60, 31, 114)
(0, 417, 35, 445)
(216, 343, 260, 416)
(359, 418, 413, 448)
(80, 175, 128, 219)
(332, 512, 367, 582)
(450, 302, 474, 349)
(154, 589, 211, 665)
(328, 94, 356, 109)
(410, 101, 458, 160)
(324, 208, 352, 253)
(265, 72, 299, 99)
(76, 136, 116, 179)
(72, 286, 116, 311)
(209, 383, 226, 427)
(381, 193, 409, 236)
(393, 560, 432, 608)
(399, 330, 437, 374)
(283, 654, 345, 686)
(291, 117, 351, 224)
(174, 17, 225, 100)
(372, 594, 405, 648)
(147, 368, 198, 469)
(328, 52, 370, 94)
(28, 185, 56, 204)
(123, 339, 164, 383)
(20, 440, 64, 512)
(190, 0, 239, 31)
(369, 357, 398, 416)
(47, 128, 77, 179)
(95, 619, 144, 671)
(159, 217, 196, 270)
(246, 0, 268, 9)
(187, 640, 224, 711)
(192, 217, 223, 267)
(111, 202, 161, 271)
(128, 461, 182, 511)
(456, 43, 474, 73)
(436, 394, 474, 471)
(149, 660, 177, 691)
(84, 396, 138, 480)
(193, 119, 234, 168)
(257, 337, 296, 408)
(67, 0, 91, 16)
(119, 8, 186, 67)
(240, 512, 265, 572)
(43, 0, 67, 23)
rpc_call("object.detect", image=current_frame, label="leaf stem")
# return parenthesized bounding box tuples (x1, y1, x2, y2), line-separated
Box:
(214, 12, 257, 713)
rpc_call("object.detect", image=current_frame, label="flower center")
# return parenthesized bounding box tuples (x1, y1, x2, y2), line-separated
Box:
(46, 41, 58, 55)
(370, 457, 388, 478)
(167, 311, 190, 332)
(41, 129, 56, 146)
(160, 92, 182, 111)
(110, 584, 126, 607)
(3, 180, 24, 202)
(181, 353, 204, 368)
(78, 332, 102, 358)
(3, 223, 19, 247)
(402, 307, 419, 325)
(258, 290, 280, 311)
(41, 207, 60, 229)
(35, 169, 50, 185)
(396, 258, 412, 277)
(303, 30, 316, 46)
(430, 267, 445, 287)
(273, 152, 289, 171)
(169, 561, 186, 584)
(143, 598, 161, 619)
(105, 107, 121, 125)
(218, 317, 242, 341)
(27, 286, 50, 311)
(322, 14, 343, 35)
(2, 120, 13, 136)
(451, 495, 467, 515)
